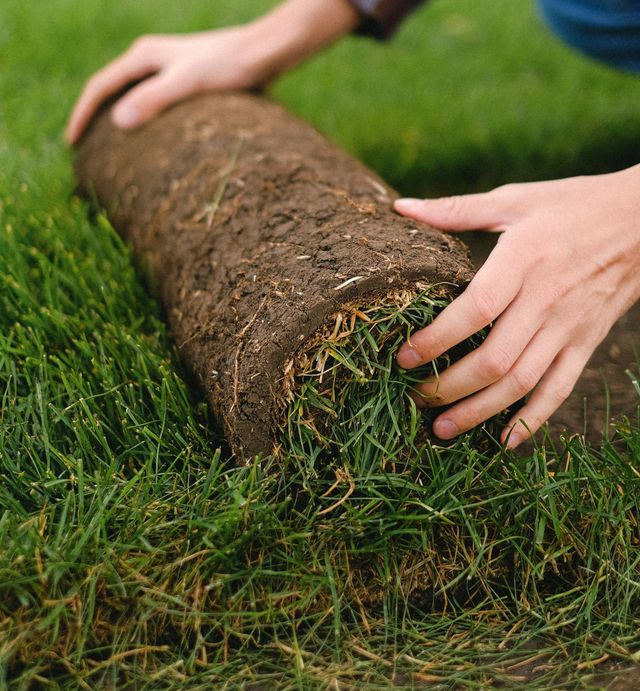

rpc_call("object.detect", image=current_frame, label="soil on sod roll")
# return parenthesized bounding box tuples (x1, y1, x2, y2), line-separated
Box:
(75, 92, 494, 459)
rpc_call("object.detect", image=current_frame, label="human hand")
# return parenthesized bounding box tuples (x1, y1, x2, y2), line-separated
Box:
(65, 27, 273, 144)
(65, 0, 360, 145)
(394, 165, 640, 448)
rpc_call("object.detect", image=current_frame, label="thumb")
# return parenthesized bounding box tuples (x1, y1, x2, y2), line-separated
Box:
(111, 70, 194, 129)
(394, 191, 509, 232)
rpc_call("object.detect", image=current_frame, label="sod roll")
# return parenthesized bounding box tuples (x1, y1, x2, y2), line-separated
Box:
(75, 92, 479, 459)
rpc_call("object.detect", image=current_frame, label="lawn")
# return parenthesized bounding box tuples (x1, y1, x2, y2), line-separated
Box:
(2, 0, 640, 687)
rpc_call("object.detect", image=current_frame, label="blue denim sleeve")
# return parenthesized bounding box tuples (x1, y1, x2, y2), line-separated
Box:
(346, 0, 427, 38)
(538, 0, 640, 72)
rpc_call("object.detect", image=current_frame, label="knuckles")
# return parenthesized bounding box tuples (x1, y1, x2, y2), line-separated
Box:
(550, 378, 574, 406)
(469, 284, 500, 324)
(511, 365, 540, 397)
(481, 344, 514, 380)
(435, 194, 466, 220)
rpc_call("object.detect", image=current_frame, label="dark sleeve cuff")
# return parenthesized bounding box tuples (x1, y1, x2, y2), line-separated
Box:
(347, 0, 426, 39)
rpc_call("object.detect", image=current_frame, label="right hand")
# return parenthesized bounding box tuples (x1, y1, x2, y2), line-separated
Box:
(65, 27, 272, 144)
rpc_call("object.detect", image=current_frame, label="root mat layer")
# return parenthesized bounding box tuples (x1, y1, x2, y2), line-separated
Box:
(75, 93, 476, 458)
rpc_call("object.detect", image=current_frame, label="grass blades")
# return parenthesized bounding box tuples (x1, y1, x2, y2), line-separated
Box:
(2, 0, 640, 686)
(282, 286, 492, 471)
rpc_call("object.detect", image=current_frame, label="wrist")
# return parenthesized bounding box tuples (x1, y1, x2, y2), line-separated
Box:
(618, 163, 640, 212)
(241, 0, 359, 83)
(627, 162, 640, 185)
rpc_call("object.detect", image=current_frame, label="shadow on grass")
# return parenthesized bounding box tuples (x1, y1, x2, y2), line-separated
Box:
(366, 124, 640, 198)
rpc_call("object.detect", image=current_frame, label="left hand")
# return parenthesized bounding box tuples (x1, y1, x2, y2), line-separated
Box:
(394, 165, 640, 448)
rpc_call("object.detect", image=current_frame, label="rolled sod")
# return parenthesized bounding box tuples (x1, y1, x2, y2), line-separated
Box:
(75, 92, 491, 459)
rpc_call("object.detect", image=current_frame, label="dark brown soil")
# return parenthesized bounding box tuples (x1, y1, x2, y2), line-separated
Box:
(464, 231, 640, 444)
(75, 92, 476, 458)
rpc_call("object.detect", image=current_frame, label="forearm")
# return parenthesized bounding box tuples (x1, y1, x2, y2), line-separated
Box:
(67, 0, 361, 143)
(243, 0, 361, 81)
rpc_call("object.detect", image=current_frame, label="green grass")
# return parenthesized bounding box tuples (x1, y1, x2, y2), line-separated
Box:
(2, 0, 640, 687)
(282, 286, 495, 466)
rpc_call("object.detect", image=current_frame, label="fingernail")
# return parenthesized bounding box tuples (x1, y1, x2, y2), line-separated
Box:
(397, 345, 422, 369)
(434, 418, 459, 439)
(112, 103, 140, 129)
(394, 198, 421, 212)
(418, 378, 438, 396)
(506, 431, 522, 449)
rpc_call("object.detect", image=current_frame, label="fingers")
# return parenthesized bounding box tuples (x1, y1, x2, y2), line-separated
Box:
(412, 294, 543, 407)
(500, 347, 589, 448)
(66, 42, 163, 144)
(430, 329, 565, 441)
(110, 69, 195, 129)
(397, 240, 524, 369)
(394, 185, 518, 232)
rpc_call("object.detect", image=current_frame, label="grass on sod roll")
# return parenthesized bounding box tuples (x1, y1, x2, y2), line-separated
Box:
(282, 286, 491, 468)
(3, 0, 640, 686)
